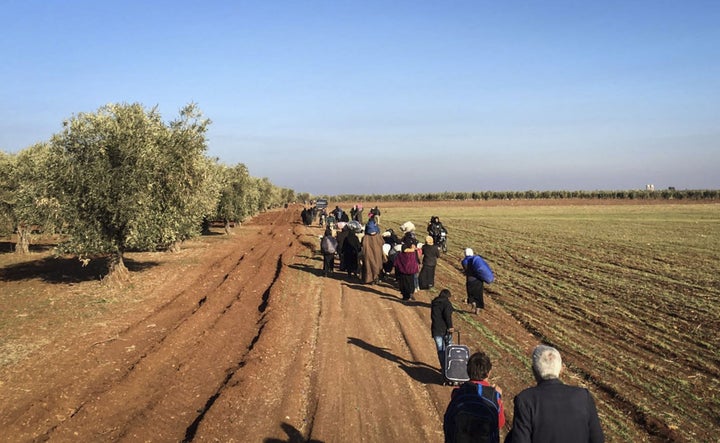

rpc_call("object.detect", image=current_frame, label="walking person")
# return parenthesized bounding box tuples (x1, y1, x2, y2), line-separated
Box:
(393, 236, 420, 301)
(341, 227, 362, 279)
(506, 345, 604, 443)
(353, 204, 364, 223)
(444, 351, 506, 442)
(319, 227, 338, 277)
(361, 220, 385, 284)
(461, 248, 494, 315)
(369, 205, 381, 225)
(398, 227, 420, 294)
(419, 235, 440, 289)
(431, 289, 454, 372)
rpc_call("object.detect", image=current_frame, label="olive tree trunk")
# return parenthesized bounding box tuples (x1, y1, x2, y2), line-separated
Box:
(105, 251, 130, 283)
(15, 225, 30, 254)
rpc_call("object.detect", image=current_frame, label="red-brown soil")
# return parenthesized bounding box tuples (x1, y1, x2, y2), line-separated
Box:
(0, 203, 701, 442)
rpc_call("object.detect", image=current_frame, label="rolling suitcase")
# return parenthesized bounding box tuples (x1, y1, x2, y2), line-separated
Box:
(444, 331, 470, 385)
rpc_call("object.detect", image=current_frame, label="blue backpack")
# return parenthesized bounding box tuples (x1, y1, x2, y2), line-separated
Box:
(443, 382, 500, 443)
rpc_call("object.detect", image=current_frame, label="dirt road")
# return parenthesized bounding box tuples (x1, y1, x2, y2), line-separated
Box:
(1, 207, 478, 442)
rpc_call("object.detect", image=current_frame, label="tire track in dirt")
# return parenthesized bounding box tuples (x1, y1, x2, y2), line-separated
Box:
(189, 223, 325, 441)
(0, 210, 299, 442)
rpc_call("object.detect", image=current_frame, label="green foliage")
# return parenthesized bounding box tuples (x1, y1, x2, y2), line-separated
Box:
(320, 189, 720, 202)
(47, 103, 218, 263)
(213, 164, 296, 225)
(0, 145, 59, 243)
(0, 151, 16, 235)
(215, 162, 257, 222)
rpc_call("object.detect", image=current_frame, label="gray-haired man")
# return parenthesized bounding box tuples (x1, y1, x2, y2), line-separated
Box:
(506, 345, 604, 442)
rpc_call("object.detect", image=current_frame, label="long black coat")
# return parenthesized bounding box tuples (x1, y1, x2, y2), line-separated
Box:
(342, 231, 361, 274)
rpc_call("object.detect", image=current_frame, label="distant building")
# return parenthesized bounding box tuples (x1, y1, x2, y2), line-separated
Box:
(646, 184, 655, 191)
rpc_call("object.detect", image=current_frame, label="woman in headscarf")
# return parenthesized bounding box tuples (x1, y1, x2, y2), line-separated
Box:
(419, 235, 440, 289)
(361, 220, 385, 284)
(341, 227, 362, 279)
(336, 222, 349, 271)
(393, 236, 420, 301)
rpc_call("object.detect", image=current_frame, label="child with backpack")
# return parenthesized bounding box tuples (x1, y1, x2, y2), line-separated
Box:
(443, 351, 506, 443)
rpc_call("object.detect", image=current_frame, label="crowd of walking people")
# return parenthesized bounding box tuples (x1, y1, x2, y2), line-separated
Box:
(306, 203, 604, 442)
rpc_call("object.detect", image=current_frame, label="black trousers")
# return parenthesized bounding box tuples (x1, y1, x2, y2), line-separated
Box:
(466, 279, 484, 308)
(323, 253, 335, 275)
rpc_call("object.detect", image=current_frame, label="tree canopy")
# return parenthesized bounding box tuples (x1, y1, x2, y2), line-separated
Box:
(46, 103, 216, 278)
(2, 102, 294, 280)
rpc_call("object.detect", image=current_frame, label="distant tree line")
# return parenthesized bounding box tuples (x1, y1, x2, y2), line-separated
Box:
(0, 103, 295, 280)
(315, 189, 720, 203)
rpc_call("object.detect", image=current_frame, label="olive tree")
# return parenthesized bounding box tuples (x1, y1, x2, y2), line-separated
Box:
(47, 103, 218, 280)
(0, 151, 15, 236)
(214, 162, 256, 233)
(0, 145, 59, 253)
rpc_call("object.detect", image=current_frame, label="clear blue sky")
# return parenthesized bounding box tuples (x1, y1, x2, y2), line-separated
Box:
(1, 1, 718, 195)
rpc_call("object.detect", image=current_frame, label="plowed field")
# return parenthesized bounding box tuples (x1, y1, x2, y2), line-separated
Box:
(1, 201, 718, 442)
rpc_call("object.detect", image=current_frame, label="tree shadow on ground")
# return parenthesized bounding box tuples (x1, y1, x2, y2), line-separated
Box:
(0, 256, 159, 283)
(200, 230, 225, 236)
(0, 241, 56, 254)
(263, 422, 324, 443)
(347, 337, 441, 385)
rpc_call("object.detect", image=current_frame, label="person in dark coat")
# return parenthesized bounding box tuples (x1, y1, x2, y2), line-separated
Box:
(369, 205, 381, 225)
(336, 223, 349, 271)
(382, 228, 401, 246)
(393, 236, 420, 301)
(430, 289, 454, 370)
(342, 228, 362, 279)
(506, 345, 604, 443)
(427, 215, 447, 243)
(419, 235, 441, 289)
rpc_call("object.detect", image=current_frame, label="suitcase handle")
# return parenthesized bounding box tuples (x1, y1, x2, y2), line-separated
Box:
(445, 329, 461, 345)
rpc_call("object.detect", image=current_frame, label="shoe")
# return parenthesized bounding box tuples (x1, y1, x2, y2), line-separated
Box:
(475, 306, 480, 315)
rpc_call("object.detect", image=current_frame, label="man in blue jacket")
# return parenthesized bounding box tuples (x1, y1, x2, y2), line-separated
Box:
(506, 345, 604, 443)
